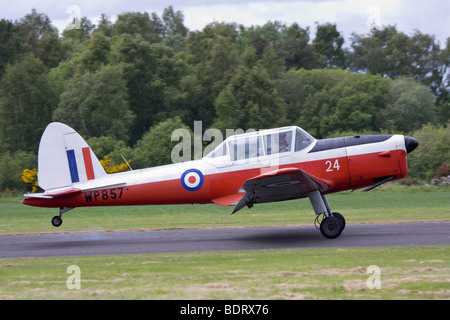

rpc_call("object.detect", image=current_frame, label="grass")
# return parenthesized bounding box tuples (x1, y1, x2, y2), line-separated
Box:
(0, 185, 449, 300)
(0, 246, 448, 300)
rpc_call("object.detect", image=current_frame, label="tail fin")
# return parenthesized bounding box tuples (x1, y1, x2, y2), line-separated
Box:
(37, 122, 107, 191)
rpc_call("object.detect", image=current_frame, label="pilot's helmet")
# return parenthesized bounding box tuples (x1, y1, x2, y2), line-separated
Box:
(279, 133, 289, 145)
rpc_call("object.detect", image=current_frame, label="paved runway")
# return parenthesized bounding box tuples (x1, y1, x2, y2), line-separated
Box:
(1, 222, 449, 258)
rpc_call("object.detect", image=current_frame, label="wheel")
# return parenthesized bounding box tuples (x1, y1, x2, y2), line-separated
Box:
(320, 216, 343, 239)
(51, 216, 63, 227)
(332, 212, 346, 230)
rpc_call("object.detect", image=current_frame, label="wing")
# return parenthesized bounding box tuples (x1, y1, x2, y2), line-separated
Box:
(232, 167, 333, 214)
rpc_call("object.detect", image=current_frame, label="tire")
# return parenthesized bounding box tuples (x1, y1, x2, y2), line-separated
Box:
(51, 216, 62, 227)
(332, 212, 346, 230)
(320, 216, 343, 239)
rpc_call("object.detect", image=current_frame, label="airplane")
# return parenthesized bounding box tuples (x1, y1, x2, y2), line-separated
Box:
(22, 122, 418, 239)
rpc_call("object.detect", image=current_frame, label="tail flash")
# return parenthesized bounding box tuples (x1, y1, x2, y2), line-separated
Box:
(38, 122, 106, 191)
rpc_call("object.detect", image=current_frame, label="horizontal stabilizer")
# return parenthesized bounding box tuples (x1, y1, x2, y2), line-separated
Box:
(24, 188, 82, 199)
(23, 193, 53, 199)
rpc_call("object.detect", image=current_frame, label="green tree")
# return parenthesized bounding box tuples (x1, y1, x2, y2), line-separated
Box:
(161, 6, 188, 52)
(407, 31, 442, 92)
(276, 69, 389, 138)
(0, 151, 36, 191)
(17, 9, 66, 68)
(436, 38, 450, 124)
(313, 23, 345, 68)
(407, 123, 450, 180)
(277, 23, 318, 70)
(0, 54, 56, 152)
(113, 12, 161, 43)
(62, 16, 95, 43)
(53, 65, 134, 141)
(0, 19, 28, 76)
(47, 51, 81, 100)
(350, 26, 444, 92)
(95, 14, 113, 37)
(385, 32, 412, 77)
(111, 35, 194, 142)
(163, 72, 208, 128)
(350, 26, 398, 76)
(188, 22, 239, 90)
(110, 33, 155, 141)
(87, 135, 133, 167)
(380, 77, 437, 132)
(34, 30, 67, 68)
(17, 9, 57, 53)
(162, 6, 188, 37)
(132, 117, 192, 168)
(236, 22, 286, 79)
(236, 21, 287, 58)
(214, 60, 287, 131)
(187, 22, 240, 128)
(78, 31, 111, 72)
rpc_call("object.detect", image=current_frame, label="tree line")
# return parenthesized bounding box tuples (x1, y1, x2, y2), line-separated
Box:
(0, 7, 449, 191)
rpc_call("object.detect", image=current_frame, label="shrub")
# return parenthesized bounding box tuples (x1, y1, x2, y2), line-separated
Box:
(406, 123, 450, 180)
(99, 156, 131, 174)
(434, 162, 450, 179)
(21, 168, 38, 193)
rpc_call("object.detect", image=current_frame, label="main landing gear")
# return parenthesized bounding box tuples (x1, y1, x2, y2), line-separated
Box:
(315, 212, 346, 239)
(308, 190, 346, 239)
(51, 207, 74, 227)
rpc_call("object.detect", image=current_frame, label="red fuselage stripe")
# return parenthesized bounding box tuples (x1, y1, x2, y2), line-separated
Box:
(82, 147, 95, 180)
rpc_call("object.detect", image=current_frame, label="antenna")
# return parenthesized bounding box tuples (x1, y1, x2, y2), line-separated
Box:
(121, 154, 133, 171)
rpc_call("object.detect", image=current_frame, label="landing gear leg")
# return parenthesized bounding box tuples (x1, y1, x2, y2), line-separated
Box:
(308, 190, 345, 239)
(51, 207, 74, 227)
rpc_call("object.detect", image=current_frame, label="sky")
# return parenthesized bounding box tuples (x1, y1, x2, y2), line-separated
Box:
(1, 0, 449, 47)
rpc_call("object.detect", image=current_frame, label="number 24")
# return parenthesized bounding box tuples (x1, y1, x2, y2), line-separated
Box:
(326, 159, 340, 172)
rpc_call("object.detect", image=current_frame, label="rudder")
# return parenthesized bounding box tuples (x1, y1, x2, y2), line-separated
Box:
(37, 122, 107, 191)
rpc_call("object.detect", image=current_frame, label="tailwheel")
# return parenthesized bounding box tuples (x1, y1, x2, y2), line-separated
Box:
(320, 216, 343, 239)
(51, 215, 63, 227)
(51, 207, 74, 227)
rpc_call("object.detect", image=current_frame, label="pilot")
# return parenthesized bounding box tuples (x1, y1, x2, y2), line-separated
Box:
(279, 133, 290, 152)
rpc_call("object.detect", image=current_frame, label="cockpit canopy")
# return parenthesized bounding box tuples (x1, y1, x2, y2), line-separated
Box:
(205, 126, 315, 162)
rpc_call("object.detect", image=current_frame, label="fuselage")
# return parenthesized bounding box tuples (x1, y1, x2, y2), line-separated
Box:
(22, 126, 414, 209)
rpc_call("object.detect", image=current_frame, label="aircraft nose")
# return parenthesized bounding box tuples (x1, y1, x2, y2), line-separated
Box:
(404, 136, 419, 154)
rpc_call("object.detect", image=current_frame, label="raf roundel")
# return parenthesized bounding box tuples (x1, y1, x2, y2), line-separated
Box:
(181, 169, 204, 191)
